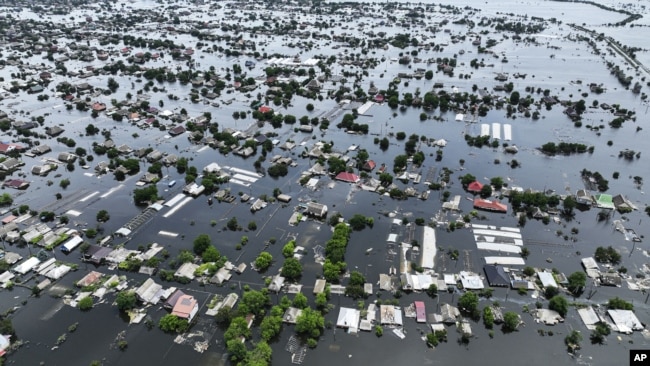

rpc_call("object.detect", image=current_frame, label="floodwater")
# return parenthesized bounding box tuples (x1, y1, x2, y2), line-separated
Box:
(1, 0, 650, 365)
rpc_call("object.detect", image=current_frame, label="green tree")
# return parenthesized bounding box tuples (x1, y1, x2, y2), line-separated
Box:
(227, 217, 239, 231)
(78, 296, 93, 311)
(594, 246, 621, 265)
(483, 306, 494, 329)
(565, 330, 582, 353)
(260, 314, 283, 342)
(607, 297, 633, 310)
(426, 283, 438, 298)
(255, 252, 273, 271)
(502, 311, 520, 332)
(315, 292, 328, 309)
(248, 341, 272, 364)
(562, 196, 577, 216)
(281, 258, 303, 281)
(458, 291, 479, 316)
(590, 322, 610, 344)
(348, 214, 368, 231)
(567, 271, 587, 296)
(292, 293, 308, 309)
(238, 290, 270, 316)
(226, 339, 247, 362)
(115, 291, 137, 312)
(480, 184, 493, 198)
(282, 240, 296, 258)
(215, 306, 235, 325)
(96, 210, 110, 222)
(0, 193, 13, 206)
(193, 234, 211, 255)
(133, 185, 158, 206)
(201, 246, 221, 263)
(295, 308, 324, 338)
(549, 295, 569, 317)
(509, 91, 520, 105)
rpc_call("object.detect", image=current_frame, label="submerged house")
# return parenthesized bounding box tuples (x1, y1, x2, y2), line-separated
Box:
(483, 264, 510, 287)
(305, 202, 328, 218)
(473, 198, 508, 213)
(171, 294, 199, 322)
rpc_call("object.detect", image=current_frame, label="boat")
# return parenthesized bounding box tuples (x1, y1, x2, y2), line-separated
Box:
(366, 248, 373, 254)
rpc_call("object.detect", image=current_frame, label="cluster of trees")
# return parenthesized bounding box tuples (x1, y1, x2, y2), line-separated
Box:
(133, 185, 158, 206)
(344, 271, 367, 299)
(509, 190, 560, 211)
(540, 142, 591, 155)
(581, 169, 609, 192)
(159, 314, 189, 333)
(280, 257, 302, 281)
(337, 113, 369, 134)
(348, 214, 374, 231)
(594, 246, 621, 265)
(323, 223, 351, 282)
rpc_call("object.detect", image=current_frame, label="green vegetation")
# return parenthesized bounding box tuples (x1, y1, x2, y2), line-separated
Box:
(193, 234, 212, 255)
(540, 142, 590, 155)
(78, 296, 93, 311)
(159, 314, 189, 333)
(238, 289, 270, 316)
(254, 252, 273, 271)
(483, 306, 494, 329)
(280, 258, 302, 281)
(607, 297, 633, 310)
(549, 295, 569, 317)
(295, 307, 324, 340)
(594, 246, 621, 265)
(502, 311, 520, 332)
(133, 185, 158, 206)
(345, 271, 366, 299)
(348, 214, 374, 231)
(282, 240, 296, 258)
(96, 210, 110, 222)
(567, 271, 587, 296)
(116, 291, 137, 312)
(565, 330, 582, 353)
(458, 292, 479, 318)
(590, 322, 611, 344)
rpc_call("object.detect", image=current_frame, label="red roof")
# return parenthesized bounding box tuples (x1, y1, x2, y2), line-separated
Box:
(374, 94, 385, 103)
(258, 106, 273, 114)
(335, 172, 360, 183)
(362, 160, 376, 171)
(171, 295, 198, 320)
(467, 180, 484, 193)
(473, 198, 508, 213)
(414, 301, 426, 323)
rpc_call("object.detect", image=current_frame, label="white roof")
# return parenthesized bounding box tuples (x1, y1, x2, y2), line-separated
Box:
(444, 274, 456, 285)
(421, 226, 437, 269)
(608, 309, 643, 333)
(484, 256, 526, 266)
(537, 271, 558, 289)
(336, 307, 361, 329)
(13, 257, 41, 274)
(459, 271, 484, 290)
